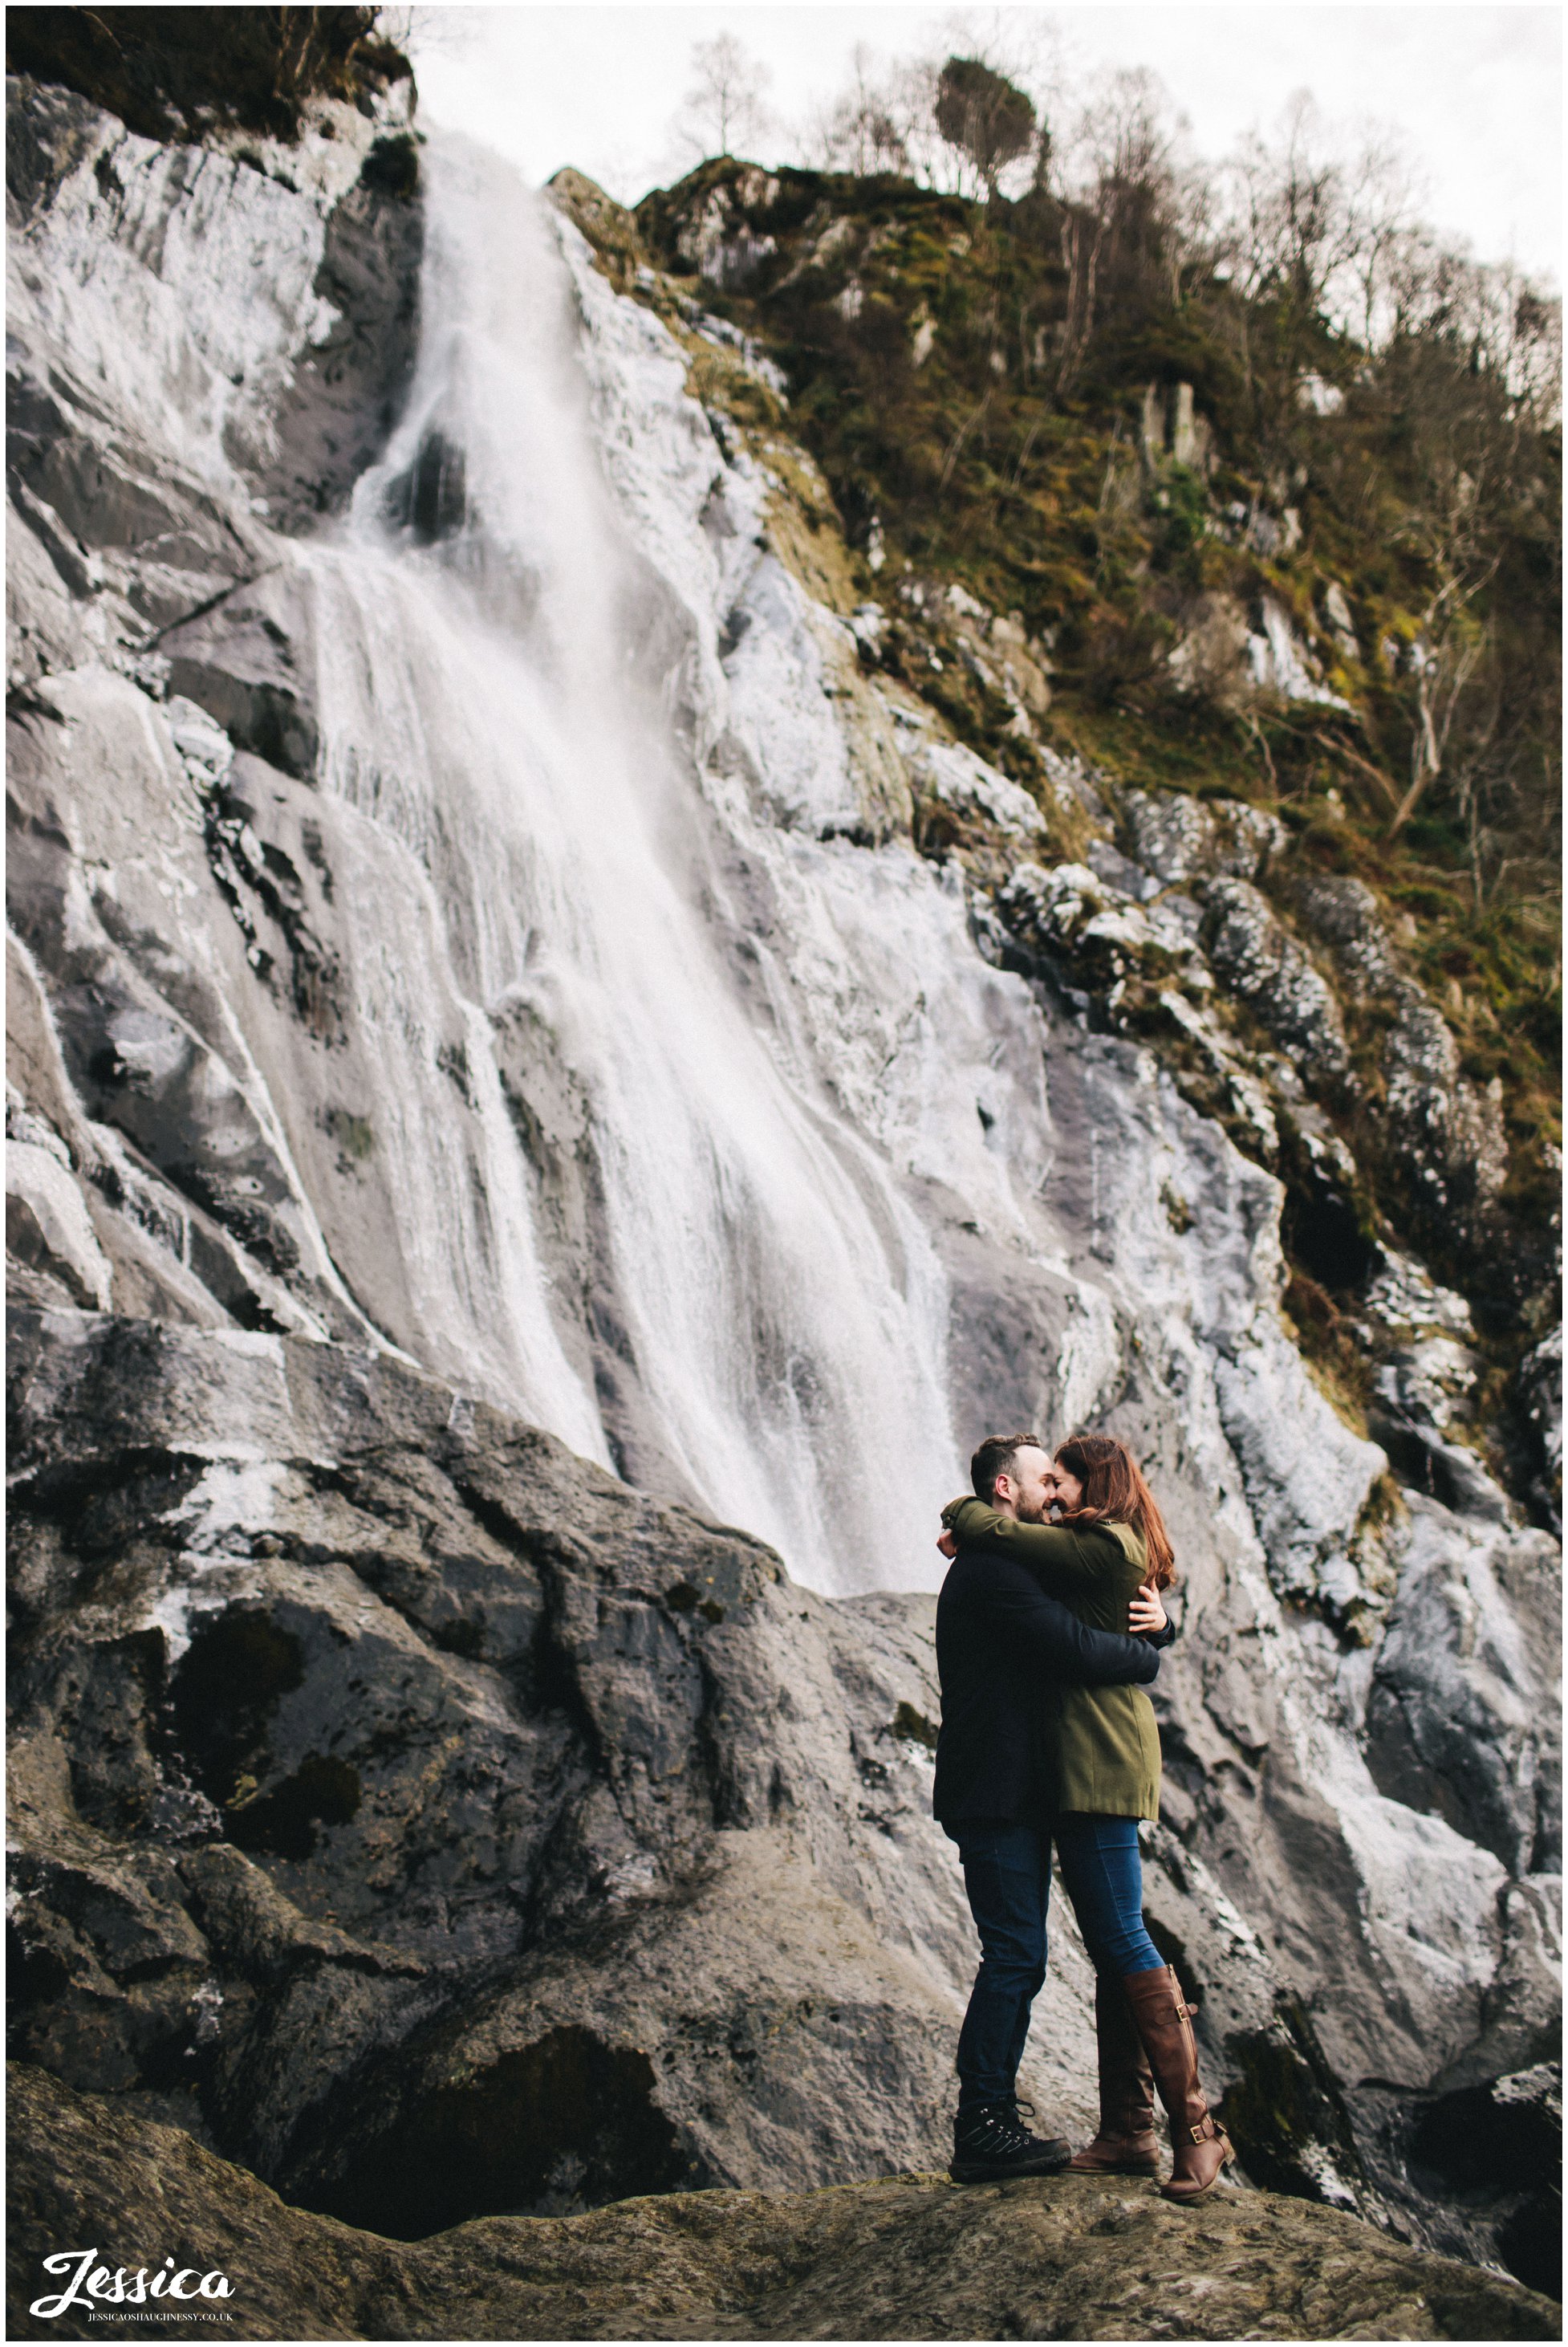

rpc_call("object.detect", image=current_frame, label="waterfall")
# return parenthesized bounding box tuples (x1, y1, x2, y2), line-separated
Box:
(294, 138, 962, 1591)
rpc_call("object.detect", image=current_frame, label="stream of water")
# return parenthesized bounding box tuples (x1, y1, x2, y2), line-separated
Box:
(294, 139, 962, 1588)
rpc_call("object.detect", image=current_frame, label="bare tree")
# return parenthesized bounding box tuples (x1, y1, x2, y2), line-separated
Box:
(1219, 94, 1363, 314)
(1377, 242, 1560, 843)
(1386, 239, 1562, 412)
(812, 44, 912, 176)
(1051, 68, 1194, 388)
(1340, 134, 1421, 344)
(1387, 577, 1493, 838)
(1215, 94, 1427, 347)
(806, 14, 1062, 194)
(392, 5, 480, 82)
(676, 34, 772, 162)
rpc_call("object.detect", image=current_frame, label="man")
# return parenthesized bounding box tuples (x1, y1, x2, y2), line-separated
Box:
(934, 1431, 1171, 2182)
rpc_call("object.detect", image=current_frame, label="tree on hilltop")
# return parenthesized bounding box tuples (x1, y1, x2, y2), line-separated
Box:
(677, 33, 772, 161)
(934, 55, 1037, 195)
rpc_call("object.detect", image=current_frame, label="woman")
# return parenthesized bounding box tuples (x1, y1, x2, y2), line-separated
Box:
(938, 1431, 1233, 2204)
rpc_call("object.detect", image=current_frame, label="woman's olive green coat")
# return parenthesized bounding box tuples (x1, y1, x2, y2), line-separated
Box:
(940, 1499, 1161, 1820)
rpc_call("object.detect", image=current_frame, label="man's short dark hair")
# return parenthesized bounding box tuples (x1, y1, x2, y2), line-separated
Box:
(970, 1433, 1046, 1503)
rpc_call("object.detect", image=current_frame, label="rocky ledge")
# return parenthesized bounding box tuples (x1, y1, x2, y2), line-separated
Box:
(8, 2064, 1558, 2343)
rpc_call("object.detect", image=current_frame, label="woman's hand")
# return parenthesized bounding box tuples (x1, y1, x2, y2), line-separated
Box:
(1128, 1580, 1168, 1636)
(936, 1530, 957, 1560)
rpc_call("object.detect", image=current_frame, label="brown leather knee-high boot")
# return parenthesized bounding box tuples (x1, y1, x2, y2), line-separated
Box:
(1122, 1963, 1233, 2203)
(1068, 1973, 1160, 2174)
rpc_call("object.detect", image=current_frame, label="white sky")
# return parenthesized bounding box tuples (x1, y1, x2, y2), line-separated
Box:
(408, 2, 1562, 283)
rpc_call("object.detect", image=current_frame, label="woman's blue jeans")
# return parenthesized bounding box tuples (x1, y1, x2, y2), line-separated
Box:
(1054, 1813, 1166, 1979)
(953, 1815, 1164, 2110)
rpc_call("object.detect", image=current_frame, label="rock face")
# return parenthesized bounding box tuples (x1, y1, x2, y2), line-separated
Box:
(9, 2065, 1559, 2344)
(6, 66, 1561, 2308)
(8, 1310, 983, 2231)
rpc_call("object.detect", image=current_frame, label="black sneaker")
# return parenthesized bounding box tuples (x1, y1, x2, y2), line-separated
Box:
(950, 2097, 1072, 2182)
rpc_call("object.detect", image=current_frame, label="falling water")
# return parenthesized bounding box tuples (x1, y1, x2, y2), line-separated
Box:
(290, 138, 963, 1592)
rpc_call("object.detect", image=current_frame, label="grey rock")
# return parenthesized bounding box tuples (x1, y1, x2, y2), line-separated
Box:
(912, 739, 1044, 841)
(1517, 1328, 1562, 1531)
(676, 180, 778, 291)
(1364, 1247, 1476, 1336)
(6, 69, 420, 695)
(1206, 879, 1351, 1082)
(1322, 580, 1360, 663)
(161, 576, 321, 779)
(1297, 874, 1402, 996)
(16, 1300, 1542, 2262)
(1125, 788, 1286, 886)
(994, 861, 1200, 991)
(1519, 1329, 1562, 1479)
(1383, 992, 1509, 1230)
(7, 681, 327, 1306)
(1085, 835, 1156, 898)
(1038, 740, 1111, 825)
(1165, 588, 1255, 704)
(1354, 2060, 1562, 2297)
(5, 1139, 112, 1308)
(1368, 1338, 1510, 1524)
(245, 152, 423, 534)
(1365, 1495, 1561, 1877)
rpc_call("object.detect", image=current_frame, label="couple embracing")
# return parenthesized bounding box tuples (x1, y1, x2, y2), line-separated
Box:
(932, 1430, 1233, 2203)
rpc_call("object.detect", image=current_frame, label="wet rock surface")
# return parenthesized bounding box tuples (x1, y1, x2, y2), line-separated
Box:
(9, 2064, 1560, 2343)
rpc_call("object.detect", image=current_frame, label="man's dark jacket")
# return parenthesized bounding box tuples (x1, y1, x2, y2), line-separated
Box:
(933, 1548, 1163, 1828)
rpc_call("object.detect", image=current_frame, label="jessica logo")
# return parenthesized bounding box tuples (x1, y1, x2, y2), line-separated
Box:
(30, 2252, 234, 2319)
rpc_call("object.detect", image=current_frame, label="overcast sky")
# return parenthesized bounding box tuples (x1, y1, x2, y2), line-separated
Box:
(408, 2, 1562, 283)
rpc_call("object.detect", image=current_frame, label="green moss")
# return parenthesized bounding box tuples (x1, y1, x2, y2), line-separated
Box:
(1151, 461, 1210, 567)
(1283, 1284, 1374, 1440)
(1160, 1182, 1194, 1235)
(892, 1701, 939, 1751)
(1220, 2003, 1367, 2203)
(325, 1108, 375, 1164)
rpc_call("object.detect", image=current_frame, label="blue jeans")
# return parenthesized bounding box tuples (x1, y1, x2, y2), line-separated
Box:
(953, 1816, 1164, 2110)
(1054, 1813, 1165, 1979)
(953, 1821, 1050, 2110)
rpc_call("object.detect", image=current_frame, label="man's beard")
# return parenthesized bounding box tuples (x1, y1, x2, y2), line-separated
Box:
(1017, 1495, 1051, 1524)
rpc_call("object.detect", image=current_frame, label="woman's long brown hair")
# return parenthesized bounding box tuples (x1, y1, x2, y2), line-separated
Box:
(1054, 1433, 1176, 1588)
